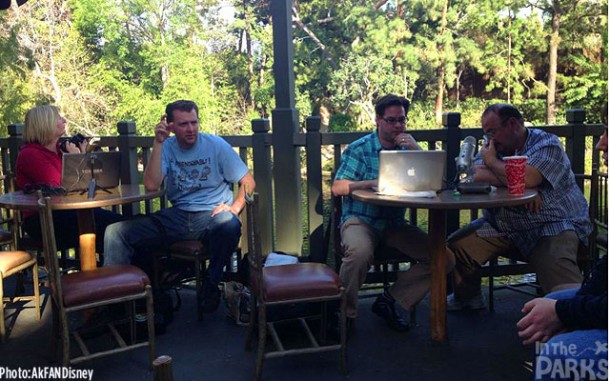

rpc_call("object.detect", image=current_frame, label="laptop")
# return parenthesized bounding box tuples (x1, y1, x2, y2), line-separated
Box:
(61, 151, 121, 193)
(378, 150, 446, 195)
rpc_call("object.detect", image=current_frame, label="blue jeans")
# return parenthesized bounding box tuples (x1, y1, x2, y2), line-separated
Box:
(534, 289, 608, 380)
(103, 207, 241, 285)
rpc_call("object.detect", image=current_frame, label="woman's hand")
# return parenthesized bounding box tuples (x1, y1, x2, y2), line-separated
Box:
(77, 139, 88, 153)
(63, 142, 81, 154)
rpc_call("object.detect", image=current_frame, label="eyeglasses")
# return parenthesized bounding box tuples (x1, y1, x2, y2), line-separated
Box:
(483, 130, 496, 140)
(483, 116, 512, 140)
(382, 117, 407, 125)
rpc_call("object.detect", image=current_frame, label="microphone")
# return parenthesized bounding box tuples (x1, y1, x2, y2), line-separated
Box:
(455, 136, 476, 175)
(454, 136, 492, 194)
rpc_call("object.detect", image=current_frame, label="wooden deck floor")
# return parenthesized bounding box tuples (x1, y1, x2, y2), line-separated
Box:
(1, 281, 535, 381)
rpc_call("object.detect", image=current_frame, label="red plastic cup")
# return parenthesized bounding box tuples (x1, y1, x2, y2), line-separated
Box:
(503, 155, 527, 195)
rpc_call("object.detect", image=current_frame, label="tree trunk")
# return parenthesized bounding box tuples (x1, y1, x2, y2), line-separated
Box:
(244, 0, 254, 108)
(546, 0, 562, 124)
(434, 0, 449, 125)
(292, 6, 338, 71)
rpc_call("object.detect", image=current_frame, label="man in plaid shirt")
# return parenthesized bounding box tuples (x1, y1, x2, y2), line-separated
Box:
(447, 103, 592, 310)
(332, 94, 453, 332)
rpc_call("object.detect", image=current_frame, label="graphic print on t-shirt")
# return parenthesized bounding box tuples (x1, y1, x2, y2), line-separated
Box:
(172, 156, 212, 192)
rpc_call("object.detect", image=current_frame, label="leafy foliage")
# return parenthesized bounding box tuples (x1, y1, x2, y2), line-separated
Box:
(0, 0, 606, 136)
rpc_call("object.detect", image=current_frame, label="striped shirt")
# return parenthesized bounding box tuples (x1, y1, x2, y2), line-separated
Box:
(475, 128, 593, 257)
(335, 131, 406, 231)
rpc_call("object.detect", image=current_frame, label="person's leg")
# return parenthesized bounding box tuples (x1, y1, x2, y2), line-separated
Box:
(93, 208, 125, 254)
(339, 218, 380, 319)
(23, 210, 80, 251)
(198, 211, 242, 285)
(534, 329, 608, 381)
(103, 207, 187, 265)
(528, 231, 583, 294)
(447, 224, 515, 301)
(384, 224, 455, 312)
(186, 210, 241, 313)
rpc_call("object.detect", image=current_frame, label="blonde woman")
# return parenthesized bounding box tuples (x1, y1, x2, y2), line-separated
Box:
(15, 105, 123, 255)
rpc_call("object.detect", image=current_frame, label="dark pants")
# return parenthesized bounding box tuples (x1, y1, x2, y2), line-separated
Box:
(23, 208, 124, 254)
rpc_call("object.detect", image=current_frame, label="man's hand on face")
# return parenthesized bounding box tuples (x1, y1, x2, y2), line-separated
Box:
(479, 137, 498, 167)
(393, 132, 420, 150)
(154, 114, 171, 144)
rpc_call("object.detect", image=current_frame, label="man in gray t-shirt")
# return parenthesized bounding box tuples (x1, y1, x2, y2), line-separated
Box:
(104, 100, 256, 314)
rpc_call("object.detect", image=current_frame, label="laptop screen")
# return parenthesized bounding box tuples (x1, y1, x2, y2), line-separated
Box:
(61, 151, 121, 192)
(378, 150, 446, 195)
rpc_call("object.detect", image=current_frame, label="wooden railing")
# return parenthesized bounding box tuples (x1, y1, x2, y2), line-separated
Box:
(0, 110, 604, 263)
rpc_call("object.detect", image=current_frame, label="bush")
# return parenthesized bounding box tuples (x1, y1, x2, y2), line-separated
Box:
(329, 113, 357, 132)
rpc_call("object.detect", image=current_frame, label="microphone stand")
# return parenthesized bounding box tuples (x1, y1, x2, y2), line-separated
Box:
(83, 153, 111, 199)
(456, 169, 491, 194)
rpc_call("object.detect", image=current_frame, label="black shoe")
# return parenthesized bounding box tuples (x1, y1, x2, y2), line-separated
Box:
(199, 282, 221, 313)
(371, 293, 410, 332)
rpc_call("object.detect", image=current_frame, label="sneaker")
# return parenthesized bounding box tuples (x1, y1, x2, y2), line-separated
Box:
(199, 282, 221, 313)
(446, 293, 486, 311)
(371, 292, 410, 332)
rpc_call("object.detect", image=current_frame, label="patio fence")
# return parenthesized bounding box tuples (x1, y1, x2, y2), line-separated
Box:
(0, 109, 604, 263)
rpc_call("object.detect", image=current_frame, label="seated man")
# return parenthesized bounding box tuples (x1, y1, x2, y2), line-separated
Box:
(332, 93, 453, 332)
(104, 100, 256, 313)
(516, 107, 608, 381)
(447, 103, 592, 310)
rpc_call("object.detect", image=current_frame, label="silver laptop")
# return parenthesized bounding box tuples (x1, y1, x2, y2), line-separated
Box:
(61, 151, 121, 192)
(378, 150, 446, 195)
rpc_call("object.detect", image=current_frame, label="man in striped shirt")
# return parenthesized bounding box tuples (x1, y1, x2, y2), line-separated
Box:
(447, 103, 592, 310)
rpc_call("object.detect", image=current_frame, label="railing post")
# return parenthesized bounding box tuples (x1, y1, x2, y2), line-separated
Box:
(6, 124, 23, 177)
(566, 109, 587, 191)
(443, 112, 461, 234)
(117, 121, 140, 216)
(251, 119, 274, 255)
(305, 116, 324, 263)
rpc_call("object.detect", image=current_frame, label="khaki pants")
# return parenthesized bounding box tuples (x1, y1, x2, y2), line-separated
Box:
(447, 226, 583, 300)
(339, 217, 454, 318)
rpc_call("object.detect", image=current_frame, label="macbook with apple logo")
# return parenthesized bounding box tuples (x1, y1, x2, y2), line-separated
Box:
(378, 150, 446, 196)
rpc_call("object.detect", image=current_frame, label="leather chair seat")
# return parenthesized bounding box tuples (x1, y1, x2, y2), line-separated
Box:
(169, 240, 206, 256)
(261, 263, 342, 302)
(62, 265, 150, 307)
(0, 251, 34, 275)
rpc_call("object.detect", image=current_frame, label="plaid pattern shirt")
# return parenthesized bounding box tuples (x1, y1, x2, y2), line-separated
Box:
(335, 131, 406, 231)
(475, 128, 593, 257)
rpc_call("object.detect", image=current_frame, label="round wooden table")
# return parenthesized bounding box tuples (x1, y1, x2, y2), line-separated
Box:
(351, 188, 538, 341)
(0, 184, 164, 271)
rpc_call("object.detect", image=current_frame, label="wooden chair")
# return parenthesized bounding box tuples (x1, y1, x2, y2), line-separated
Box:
(153, 236, 243, 321)
(0, 250, 40, 341)
(154, 240, 208, 320)
(590, 169, 607, 257)
(38, 194, 156, 366)
(245, 193, 347, 381)
(0, 172, 41, 341)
